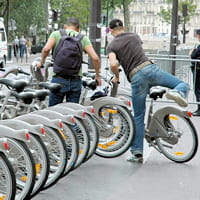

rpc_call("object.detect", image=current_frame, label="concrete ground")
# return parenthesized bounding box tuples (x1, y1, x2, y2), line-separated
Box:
(6, 53, 200, 200)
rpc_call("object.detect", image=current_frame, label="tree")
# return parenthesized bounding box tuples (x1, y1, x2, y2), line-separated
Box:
(50, 0, 90, 32)
(102, 0, 133, 31)
(159, 0, 197, 24)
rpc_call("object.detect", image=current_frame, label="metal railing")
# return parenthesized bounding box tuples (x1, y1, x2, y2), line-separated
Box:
(100, 54, 200, 106)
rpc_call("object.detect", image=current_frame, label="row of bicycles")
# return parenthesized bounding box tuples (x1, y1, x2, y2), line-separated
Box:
(0, 57, 199, 200)
(0, 58, 136, 200)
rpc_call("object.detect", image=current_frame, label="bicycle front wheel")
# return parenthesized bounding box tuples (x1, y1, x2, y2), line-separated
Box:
(156, 114, 198, 163)
(95, 104, 135, 158)
(0, 152, 16, 200)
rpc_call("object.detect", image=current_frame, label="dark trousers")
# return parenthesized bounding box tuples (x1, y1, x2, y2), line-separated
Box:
(191, 67, 200, 108)
(48, 77, 82, 107)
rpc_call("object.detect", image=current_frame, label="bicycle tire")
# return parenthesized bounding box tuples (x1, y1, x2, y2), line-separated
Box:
(71, 118, 90, 170)
(0, 152, 16, 200)
(83, 113, 99, 161)
(40, 126, 67, 190)
(60, 123, 79, 176)
(156, 113, 198, 163)
(94, 104, 135, 158)
(6, 138, 36, 200)
(27, 134, 50, 198)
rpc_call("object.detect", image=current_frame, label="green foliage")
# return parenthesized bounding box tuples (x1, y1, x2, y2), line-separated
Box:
(159, 0, 197, 24)
(50, 0, 90, 31)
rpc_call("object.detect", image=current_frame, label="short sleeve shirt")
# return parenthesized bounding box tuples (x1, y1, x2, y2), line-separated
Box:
(106, 32, 149, 76)
(49, 29, 92, 55)
(49, 29, 92, 76)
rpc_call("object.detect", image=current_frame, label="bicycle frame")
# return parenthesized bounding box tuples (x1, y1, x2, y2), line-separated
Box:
(146, 98, 192, 143)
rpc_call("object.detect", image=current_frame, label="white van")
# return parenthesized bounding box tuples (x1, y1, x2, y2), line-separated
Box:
(0, 17, 7, 68)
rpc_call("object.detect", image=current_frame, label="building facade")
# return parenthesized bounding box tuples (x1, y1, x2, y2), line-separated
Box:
(113, 0, 200, 39)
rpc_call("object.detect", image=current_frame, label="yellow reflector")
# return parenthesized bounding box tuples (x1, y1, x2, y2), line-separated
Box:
(106, 141, 116, 146)
(79, 149, 83, 154)
(35, 163, 41, 176)
(0, 196, 6, 200)
(56, 161, 61, 165)
(113, 126, 119, 133)
(169, 115, 178, 120)
(101, 112, 105, 116)
(57, 129, 67, 140)
(175, 152, 184, 156)
(98, 143, 108, 149)
(21, 176, 27, 182)
(106, 109, 118, 114)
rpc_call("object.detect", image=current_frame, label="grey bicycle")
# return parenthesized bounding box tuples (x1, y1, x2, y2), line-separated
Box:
(119, 86, 198, 163)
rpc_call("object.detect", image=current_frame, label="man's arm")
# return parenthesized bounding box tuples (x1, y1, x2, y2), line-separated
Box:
(84, 45, 101, 85)
(190, 45, 200, 59)
(37, 38, 55, 68)
(108, 52, 120, 83)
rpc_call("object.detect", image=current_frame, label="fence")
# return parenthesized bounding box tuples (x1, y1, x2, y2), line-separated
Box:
(100, 54, 200, 106)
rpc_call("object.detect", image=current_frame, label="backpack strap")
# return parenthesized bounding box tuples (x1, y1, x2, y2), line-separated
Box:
(76, 33, 84, 41)
(60, 29, 67, 37)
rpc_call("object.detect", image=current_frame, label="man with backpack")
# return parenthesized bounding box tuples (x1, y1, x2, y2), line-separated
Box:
(37, 17, 101, 106)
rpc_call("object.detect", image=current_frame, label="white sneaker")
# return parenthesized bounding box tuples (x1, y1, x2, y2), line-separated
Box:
(165, 90, 188, 107)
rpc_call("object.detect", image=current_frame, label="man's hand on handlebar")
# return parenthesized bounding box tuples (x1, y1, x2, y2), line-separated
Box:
(95, 75, 102, 86)
(111, 75, 120, 84)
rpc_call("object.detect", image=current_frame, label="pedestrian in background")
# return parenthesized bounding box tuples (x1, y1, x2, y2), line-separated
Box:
(107, 19, 189, 163)
(13, 35, 19, 61)
(26, 38, 32, 57)
(19, 35, 27, 62)
(189, 29, 200, 116)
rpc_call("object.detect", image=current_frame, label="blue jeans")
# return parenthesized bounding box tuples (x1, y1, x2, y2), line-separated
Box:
(130, 64, 190, 154)
(19, 44, 26, 58)
(48, 77, 82, 106)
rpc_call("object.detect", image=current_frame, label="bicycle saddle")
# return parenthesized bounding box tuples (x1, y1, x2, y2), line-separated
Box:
(11, 91, 36, 104)
(82, 79, 97, 90)
(149, 87, 166, 100)
(83, 72, 96, 79)
(39, 82, 62, 93)
(0, 78, 28, 92)
(24, 88, 50, 101)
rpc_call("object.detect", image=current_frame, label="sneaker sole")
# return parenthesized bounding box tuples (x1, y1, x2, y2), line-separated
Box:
(126, 157, 143, 163)
(166, 92, 188, 107)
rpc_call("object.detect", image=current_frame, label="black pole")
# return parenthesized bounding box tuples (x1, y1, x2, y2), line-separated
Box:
(89, 0, 101, 71)
(169, 0, 178, 75)
(182, 16, 186, 43)
(104, 0, 109, 55)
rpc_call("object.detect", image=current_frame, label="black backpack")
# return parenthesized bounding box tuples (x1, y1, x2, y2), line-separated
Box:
(53, 29, 84, 76)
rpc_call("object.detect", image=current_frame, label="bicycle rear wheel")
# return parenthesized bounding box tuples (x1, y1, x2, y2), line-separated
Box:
(27, 135, 50, 198)
(40, 126, 67, 190)
(60, 123, 79, 176)
(7, 138, 36, 200)
(71, 118, 90, 170)
(156, 114, 198, 163)
(83, 113, 99, 161)
(95, 104, 135, 158)
(0, 152, 16, 200)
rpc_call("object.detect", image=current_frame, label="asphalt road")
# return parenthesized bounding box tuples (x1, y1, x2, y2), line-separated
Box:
(6, 54, 200, 200)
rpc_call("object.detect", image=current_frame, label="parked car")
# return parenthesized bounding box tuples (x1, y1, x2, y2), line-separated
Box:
(31, 41, 45, 54)
(0, 17, 7, 68)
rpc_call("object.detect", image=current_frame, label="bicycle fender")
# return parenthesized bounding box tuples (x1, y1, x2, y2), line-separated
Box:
(0, 125, 29, 142)
(0, 119, 44, 137)
(153, 105, 190, 119)
(87, 96, 131, 116)
(16, 113, 62, 129)
(60, 102, 95, 116)
(48, 105, 85, 119)
(117, 88, 131, 97)
(149, 106, 190, 137)
(32, 110, 74, 125)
